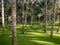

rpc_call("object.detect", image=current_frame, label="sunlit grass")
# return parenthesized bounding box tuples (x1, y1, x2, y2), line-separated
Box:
(30, 40, 56, 45)
(0, 21, 60, 45)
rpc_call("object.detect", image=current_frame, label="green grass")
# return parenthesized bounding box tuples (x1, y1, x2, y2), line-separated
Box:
(0, 22, 60, 45)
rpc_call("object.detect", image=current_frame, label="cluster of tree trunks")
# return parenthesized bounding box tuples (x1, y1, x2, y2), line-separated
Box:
(50, 0, 56, 38)
(1, 0, 60, 45)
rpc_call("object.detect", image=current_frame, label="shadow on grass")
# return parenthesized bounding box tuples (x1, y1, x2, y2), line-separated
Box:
(17, 32, 60, 45)
(0, 34, 12, 45)
(17, 26, 60, 45)
(0, 23, 60, 45)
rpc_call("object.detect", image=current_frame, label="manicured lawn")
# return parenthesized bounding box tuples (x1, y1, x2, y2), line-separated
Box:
(0, 22, 60, 45)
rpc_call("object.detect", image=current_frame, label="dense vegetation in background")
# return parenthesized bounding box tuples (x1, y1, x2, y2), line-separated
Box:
(0, 0, 53, 23)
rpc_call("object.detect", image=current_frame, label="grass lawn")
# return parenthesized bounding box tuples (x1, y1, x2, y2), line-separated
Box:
(0, 22, 60, 45)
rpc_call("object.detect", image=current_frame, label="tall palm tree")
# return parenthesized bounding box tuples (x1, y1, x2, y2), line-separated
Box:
(50, 0, 56, 38)
(57, 2, 60, 32)
(56, 0, 60, 33)
(44, 0, 47, 33)
(57, 15, 60, 33)
(2, 0, 4, 35)
(24, 0, 28, 25)
(21, 0, 29, 34)
(30, 0, 35, 28)
(21, 0, 25, 34)
(11, 0, 16, 45)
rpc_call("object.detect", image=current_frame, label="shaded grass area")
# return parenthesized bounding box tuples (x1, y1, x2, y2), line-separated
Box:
(0, 22, 60, 45)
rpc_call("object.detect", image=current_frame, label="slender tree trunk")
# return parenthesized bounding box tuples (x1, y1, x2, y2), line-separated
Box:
(22, 18, 24, 34)
(21, 1, 25, 34)
(22, 17, 25, 34)
(50, 0, 56, 38)
(44, 0, 47, 33)
(48, 10, 50, 22)
(30, 15, 33, 28)
(24, 0, 27, 25)
(38, 16, 40, 24)
(21, 0, 29, 34)
(11, 0, 16, 45)
(22, 9, 25, 34)
(2, 0, 4, 35)
(30, 0, 34, 28)
(56, 0, 60, 33)
(24, 12, 27, 25)
(57, 15, 60, 32)
(37, 15, 40, 24)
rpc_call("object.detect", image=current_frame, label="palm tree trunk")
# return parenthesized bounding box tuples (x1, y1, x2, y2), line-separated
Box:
(11, 0, 16, 45)
(30, 15, 33, 28)
(24, 14, 27, 25)
(56, 0, 60, 33)
(44, 0, 47, 33)
(22, 17, 25, 34)
(2, 0, 4, 35)
(50, 0, 56, 38)
(30, 0, 34, 28)
(57, 15, 60, 32)
(21, 1, 25, 34)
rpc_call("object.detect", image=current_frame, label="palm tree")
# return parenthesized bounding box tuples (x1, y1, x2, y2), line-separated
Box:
(21, 0, 29, 34)
(2, 0, 4, 35)
(50, 0, 56, 38)
(56, 0, 60, 33)
(44, 0, 47, 33)
(57, 15, 60, 33)
(21, 0, 25, 34)
(30, 0, 35, 28)
(11, 0, 16, 45)
(24, 0, 29, 25)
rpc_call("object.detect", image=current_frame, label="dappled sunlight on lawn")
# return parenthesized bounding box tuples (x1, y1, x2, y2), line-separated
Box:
(30, 40, 56, 45)
(26, 32, 48, 36)
(47, 26, 58, 29)
(0, 23, 60, 45)
(55, 21, 59, 24)
(18, 24, 30, 27)
(54, 34, 60, 37)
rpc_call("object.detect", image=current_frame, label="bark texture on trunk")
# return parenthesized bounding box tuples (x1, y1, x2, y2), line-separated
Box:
(21, 0, 25, 34)
(24, 2, 27, 25)
(56, 0, 60, 33)
(50, 0, 56, 38)
(44, 0, 47, 33)
(22, 17, 25, 34)
(30, 0, 34, 28)
(11, 0, 16, 45)
(2, 0, 4, 35)
(57, 15, 60, 32)
(30, 15, 33, 28)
